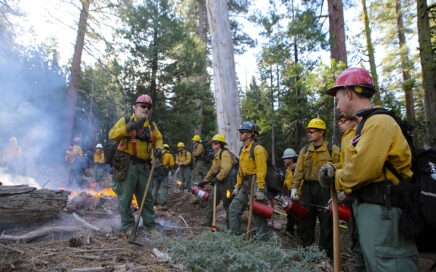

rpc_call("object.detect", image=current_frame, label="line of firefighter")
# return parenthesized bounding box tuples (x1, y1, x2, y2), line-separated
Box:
(107, 67, 418, 271)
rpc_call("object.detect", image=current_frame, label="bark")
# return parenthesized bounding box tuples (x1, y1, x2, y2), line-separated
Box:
(206, 0, 241, 153)
(361, 0, 381, 105)
(417, 0, 436, 145)
(194, 0, 208, 135)
(327, 0, 347, 66)
(66, 0, 91, 146)
(0, 185, 69, 227)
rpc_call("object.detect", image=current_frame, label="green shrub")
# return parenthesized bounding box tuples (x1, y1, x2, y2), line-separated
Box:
(155, 231, 326, 271)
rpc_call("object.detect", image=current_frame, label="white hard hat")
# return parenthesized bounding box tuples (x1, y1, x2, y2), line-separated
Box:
(282, 148, 297, 159)
(96, 143, 103, 148)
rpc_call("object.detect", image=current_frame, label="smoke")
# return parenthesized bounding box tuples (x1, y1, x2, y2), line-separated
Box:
(0, 34, 68, 186)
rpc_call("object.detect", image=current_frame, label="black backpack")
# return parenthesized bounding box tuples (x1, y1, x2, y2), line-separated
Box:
(239, 143, 285, 196)
(354, 107, 436, 253)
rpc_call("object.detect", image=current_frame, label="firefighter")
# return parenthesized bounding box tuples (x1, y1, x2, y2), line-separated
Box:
(1, 136, 22, 174)
(199, 134, 235, 227)
(229, 121, 269, 241)
(152, 144, 174, 206)
(290, 118, 340, 258)
(282, 148, 298, 235)
(176, 142, 192, 192)
(321, 67, 418, 271)
(109, 94, 163, 236)
(192, 135, 206, 184)
(93, 143, 105, 185)
(71, 137, 83, 162)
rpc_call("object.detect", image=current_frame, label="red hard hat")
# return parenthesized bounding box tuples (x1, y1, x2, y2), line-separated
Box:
(326, 67, 376, 97)
(73, 137, 80, 143)
(134, 94, 152, 105)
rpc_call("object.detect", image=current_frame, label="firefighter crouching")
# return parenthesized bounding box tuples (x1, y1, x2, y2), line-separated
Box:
(229, 121, 269, 241)
(109, 94, 162, 236)
(290, 118, 340, 259)
(176, 142, 192, 192)
(320, 67, 418, 271)
(152, 144, 174, 206)
(199, 134, 235, 228)
(282, 148, 298, 235)
(192, 135, 206, 184)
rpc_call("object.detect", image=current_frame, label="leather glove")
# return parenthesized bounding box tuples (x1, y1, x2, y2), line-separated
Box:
(198, 181, 207, 188)
(290, 188, 299, 201)
(210, 177, 219, 186)
(125, 119, 144, 132)
(318, 162, 336, 188)
(255, 189, 264, 200)
(231, 187, 239, 197)
(153, 148, 162, 159)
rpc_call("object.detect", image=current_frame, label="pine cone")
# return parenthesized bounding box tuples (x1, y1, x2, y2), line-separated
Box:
(69, 236, 83, 247)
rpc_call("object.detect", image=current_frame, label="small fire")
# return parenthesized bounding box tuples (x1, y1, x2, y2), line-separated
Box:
(58, 186, 137, 208)
(177, 180, 182, 186)
(226, 189, 231, 199)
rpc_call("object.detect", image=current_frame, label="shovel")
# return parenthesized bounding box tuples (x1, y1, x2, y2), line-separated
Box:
(246, 175, 256, 240)
(212, 183, 217, 231)
(129, 157, 156, 246)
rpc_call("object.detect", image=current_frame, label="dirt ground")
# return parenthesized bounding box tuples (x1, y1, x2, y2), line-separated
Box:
(0, 182, 435, 271)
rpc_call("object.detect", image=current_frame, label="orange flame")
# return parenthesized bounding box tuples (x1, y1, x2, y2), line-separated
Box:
(58, 186, 137, 208)
(177, 180, 182, 186)
(226, 189, 231, 199)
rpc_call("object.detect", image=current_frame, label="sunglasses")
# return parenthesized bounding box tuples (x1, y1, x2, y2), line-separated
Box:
(239, 130, 251, 134)
(338, 117, 347, 124)
(212, 141, 220, 145)
(307, 129, 318, 134)
(138, 104, 152, 109)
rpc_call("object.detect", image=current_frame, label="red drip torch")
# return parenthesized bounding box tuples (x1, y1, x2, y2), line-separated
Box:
(328, 202, 351, 222)
(192, 186, 210, 201)
(282, 198, 308, 219)
(251, 198, 274, 218)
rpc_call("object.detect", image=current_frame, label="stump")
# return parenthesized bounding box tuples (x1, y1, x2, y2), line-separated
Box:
(0, 185, 69, 227)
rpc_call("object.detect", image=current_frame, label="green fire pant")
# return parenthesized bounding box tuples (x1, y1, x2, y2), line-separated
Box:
(203, 179, 232, 227)
(193, 160, 206, 184)
(94, 164, 105, 184)
(297, 180, 333, 258)
(112, 161, 156, 232)
(178, 165, 192, 192)
(229, 178, 268, 241)
(152, 175, 168, 205)
(352, 199, 418, 272)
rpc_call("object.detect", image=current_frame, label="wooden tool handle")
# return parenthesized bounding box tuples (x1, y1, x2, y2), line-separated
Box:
(246, 175, 256, 240)
(330, 185, 341, 272)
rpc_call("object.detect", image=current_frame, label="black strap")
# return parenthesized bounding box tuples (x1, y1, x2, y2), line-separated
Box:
(304, 142, 332, 158)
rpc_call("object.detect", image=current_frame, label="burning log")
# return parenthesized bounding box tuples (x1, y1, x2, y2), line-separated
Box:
(0, 185, 69, 227)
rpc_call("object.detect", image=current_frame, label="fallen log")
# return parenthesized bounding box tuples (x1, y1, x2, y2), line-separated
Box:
(0, 226, 82, 243)
(0, 185, 69, 227)
(71, 263, 148, 272)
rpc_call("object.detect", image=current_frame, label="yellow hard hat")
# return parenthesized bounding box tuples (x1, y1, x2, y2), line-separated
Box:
(9, 136, 17, 143)
(163, 144, 170, 149)
(306, 118, 328, 132)
(177, 142, 185, 148)
(192, 135, 201, 141)
(210, 134, 227, 145)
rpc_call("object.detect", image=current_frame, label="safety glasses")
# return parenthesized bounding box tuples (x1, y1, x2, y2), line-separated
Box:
(138, 104, 152, 109)
(239, 130, 250, 134)
(212, 141, 220, 145)
(307, 129, 318, 134)
(338, 117, 347, 124)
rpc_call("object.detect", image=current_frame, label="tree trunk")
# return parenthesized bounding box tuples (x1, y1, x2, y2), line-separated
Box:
(395, 0, 415, 121)
(66, 0, 91, 146)
(194, 0, 208, 135)
(206, 0, 241, 153)
(361, 0, 381, 105)
(0, 185, 69, 227)
(417, 0, 436, 145)
(327, 0, 347, 66)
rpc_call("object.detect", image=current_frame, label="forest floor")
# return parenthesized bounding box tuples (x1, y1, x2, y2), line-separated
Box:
(0, 175, 435, 272)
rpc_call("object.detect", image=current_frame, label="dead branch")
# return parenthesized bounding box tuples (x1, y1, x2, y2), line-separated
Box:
(71, 263, 148, 272)
(73, 247, 134, 253)
(0, 226, 82, 243)
(72, 213, 100, 231)
(178, 216, 189, 227)
(0, 242, 24, 254)
(72, 255, 107, 261)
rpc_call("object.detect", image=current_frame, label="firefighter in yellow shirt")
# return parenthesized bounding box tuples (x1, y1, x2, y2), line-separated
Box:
(290, 118, 340, 258)
(229, 121, 269, 241)
(199, 134, 235, 227)
(282, 148, 298, 235)
(93, 143, 105, 185)
(192, 135, 206, 184)
(176, 142, 191, 192)
(320, 67, 417, 271)
(152, 144, 174, 205)
(109, 94, 163, 236)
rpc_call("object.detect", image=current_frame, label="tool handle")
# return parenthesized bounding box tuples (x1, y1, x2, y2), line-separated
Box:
(331, 185, 341, 272)
(246, 175, 256, 240)
(212, 183, 217, 230)
(130, 158, 156, 242)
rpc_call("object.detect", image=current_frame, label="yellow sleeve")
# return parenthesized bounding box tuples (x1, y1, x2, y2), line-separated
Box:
(291, 147, 306, 189)
(331, 145, 340, 164)
(152, 123, 163, 150)
(236, 164, 243, 189)
(204, 154, 220, 182)
(193, 144, 204, 157)
(109, 117, 129, 142)
(283, 168, 293, 191)
(184, 152, 191, 166)
(254, 145, 268, 190)
(216, 150, 233, 181)
(169, 154, 174, 168)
